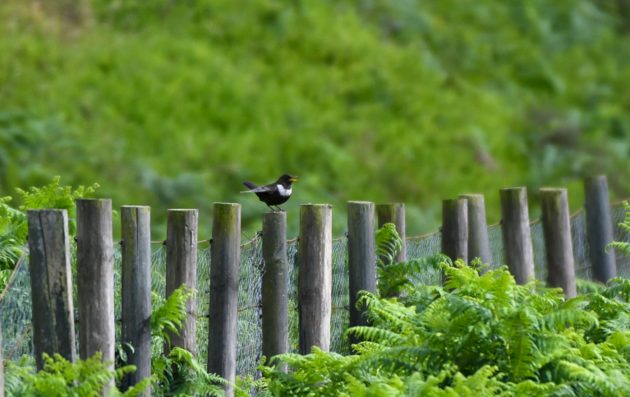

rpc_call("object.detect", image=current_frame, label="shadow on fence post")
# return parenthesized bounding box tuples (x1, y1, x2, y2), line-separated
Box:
(76, 199, 115, 364)
(166, 209, 198, 354)
(27, 210, 76, 370)
(460, 194, 492, 265)
(347, 201, 376, 346)
(298, 204, 333, 355)
(262, 211, 288, 369)
(120, 206, 152, 395)
(441, 198, 468, 263)
(376, 203, 406, 262)
(541, 188, 577, 298)
(208, 203, 241, 397)
(500, 187, 535, 284)
(584, 175, 617, 283)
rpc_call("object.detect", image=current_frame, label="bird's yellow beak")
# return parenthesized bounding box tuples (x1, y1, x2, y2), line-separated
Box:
(290, 176, 299, 182)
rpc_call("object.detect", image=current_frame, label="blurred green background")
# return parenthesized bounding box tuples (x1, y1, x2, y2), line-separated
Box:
(2, 0, 630, 238)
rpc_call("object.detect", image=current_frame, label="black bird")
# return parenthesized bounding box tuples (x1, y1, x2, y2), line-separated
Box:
(241, 174, 298, 211)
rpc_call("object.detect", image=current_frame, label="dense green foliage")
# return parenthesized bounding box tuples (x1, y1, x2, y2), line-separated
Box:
(256, 224, 630, 396)
(0, 176, 98, 292)
(5, 353, 148, 397)
(2, 0, 630, 236)
(261, 259, 630, 396)
(148, 285, 229, 396)
(5, 284, 234, 396)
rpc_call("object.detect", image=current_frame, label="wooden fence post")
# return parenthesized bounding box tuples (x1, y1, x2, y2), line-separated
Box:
(584, 175, 617, 283)
(347, 202, 376, 338)
(262, 211, 289, 367)
(540, 188, 577, 298)
(76, 199, 115, 363)
(298, 204, 333, 354)
(376, 203, 406, 262)
(166, 209, 198, 353)
(121, 206, 152, 394)
(441, 198, 468, 263)
(208, 203, 241, 397)
(27, 210, 76, 370)
(460, 194, 492, 264)
(500, 188, 535, 284)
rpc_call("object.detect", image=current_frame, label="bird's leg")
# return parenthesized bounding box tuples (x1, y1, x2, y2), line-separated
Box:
(277, 206, 286, 212)
(266, 204, 275, 212)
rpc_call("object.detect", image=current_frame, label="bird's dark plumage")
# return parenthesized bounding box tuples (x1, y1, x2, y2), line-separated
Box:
(241, 174, 298, 211)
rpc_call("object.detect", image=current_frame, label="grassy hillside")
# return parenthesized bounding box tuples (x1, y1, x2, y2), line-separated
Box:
(2, 0, 630, 237)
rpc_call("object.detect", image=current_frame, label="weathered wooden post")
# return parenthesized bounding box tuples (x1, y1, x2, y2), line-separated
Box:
(376, 203, 406, 262)
(121, 206, 152, 394)
(166, 209, 198, 353)
(500, 187, 535, 284)
(584, 175, 617, 283)
(460, 194, 492, 264)
(540, 188, 577, 298)
(298, 204, 333, 354)
(208, 203, 240, 397)
(27, 210, 76, 370)
(347, 202, 377, 339)
(76, 199, 115, 363)
(262, 211, 289, 367)
(441, 198, 468, 263)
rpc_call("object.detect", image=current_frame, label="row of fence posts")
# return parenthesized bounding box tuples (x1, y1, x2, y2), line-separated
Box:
(0, 175, 619, 396)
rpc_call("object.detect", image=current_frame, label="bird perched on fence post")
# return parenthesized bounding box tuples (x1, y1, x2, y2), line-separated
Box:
(241, 174, 298, 211)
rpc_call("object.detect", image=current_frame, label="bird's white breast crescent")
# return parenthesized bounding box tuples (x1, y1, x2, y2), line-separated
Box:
(277, 184, 292, 197)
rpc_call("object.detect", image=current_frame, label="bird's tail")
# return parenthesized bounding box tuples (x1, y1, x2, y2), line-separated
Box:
(242, 181, 258, 191)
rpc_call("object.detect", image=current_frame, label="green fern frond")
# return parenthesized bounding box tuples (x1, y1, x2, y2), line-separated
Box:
(542, 308, 599, 332)
(346, 326, 406, 345)
(376, 223, 403, 268)
(607, 201, 630, 258)
(151, 284, 194, 346)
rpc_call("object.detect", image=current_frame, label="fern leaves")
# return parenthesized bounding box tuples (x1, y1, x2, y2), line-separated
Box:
(264, 260, 630, 396)
(150, 285, 193, 346)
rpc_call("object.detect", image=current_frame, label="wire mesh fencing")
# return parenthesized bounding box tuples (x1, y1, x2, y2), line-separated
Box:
(2, 203, 630, 378)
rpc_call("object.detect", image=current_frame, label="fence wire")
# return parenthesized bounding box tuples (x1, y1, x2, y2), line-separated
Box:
(2, 203, 630, 378)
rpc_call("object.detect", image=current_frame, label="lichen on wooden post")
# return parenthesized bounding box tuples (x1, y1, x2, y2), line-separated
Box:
(540, 188, 577, 298)
(27, 209, 77, 370)
(208, 203, 241, 397)
(298, 204, 333, 354)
